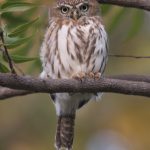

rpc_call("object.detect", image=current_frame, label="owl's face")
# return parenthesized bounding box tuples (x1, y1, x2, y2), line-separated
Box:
(51, 0, 99, 20)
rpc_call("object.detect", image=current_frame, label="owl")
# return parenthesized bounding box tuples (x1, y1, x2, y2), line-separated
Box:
(40, 0, 108, 149)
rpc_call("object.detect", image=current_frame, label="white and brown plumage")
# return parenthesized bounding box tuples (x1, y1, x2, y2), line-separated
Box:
(40, 0, 108, 149)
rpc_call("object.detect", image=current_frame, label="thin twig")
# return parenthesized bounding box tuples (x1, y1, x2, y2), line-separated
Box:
(0, 29, 16, 74)
(109, 54, 150, 59)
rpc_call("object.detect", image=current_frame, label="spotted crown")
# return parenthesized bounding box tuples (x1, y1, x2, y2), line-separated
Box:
(57, 0, 89, 5)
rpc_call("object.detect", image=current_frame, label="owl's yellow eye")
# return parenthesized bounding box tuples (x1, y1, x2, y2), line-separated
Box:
(61, 6, 69, 14)
(80, 4, 89, 12)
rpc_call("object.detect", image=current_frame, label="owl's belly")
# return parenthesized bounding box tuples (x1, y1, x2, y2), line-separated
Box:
(41, 18, 107, 79)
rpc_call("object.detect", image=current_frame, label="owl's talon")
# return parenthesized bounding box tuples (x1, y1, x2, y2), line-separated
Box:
(86, 72, 101, 80)
(72, 72, 86, 82)
(94, 72, 101, 80)
(87, 72, 95, 78)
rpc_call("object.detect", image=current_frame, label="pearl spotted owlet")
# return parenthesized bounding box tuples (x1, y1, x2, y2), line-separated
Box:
(40, 0, 108, 149)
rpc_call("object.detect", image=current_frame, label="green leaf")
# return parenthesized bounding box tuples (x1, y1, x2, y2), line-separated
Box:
(12, 39, 34, 55)
(108, 8, 127, 33)
(5, 36, 32, 49)
(10, 54, 37, 63)
(0, 2, 36, 14)
(8, 18, 39, 37)
(0, 62, 10, 73)
(126, 10, 144, 39)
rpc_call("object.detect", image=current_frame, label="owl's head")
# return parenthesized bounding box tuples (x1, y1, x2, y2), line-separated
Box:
(51, 0, 99, 20)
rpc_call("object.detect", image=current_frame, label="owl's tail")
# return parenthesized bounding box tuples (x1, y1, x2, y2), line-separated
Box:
(55, 115, 75, 150)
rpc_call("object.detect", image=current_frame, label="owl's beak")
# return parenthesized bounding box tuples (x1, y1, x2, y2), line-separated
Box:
(72, 10, 80, 20)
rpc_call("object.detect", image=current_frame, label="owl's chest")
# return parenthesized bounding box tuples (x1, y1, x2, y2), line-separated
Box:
(49, 23, 99, 63)
(41, 18, 107, 78)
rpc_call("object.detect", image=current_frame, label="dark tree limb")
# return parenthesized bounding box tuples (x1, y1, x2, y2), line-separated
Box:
(0, 73, 150, 100)
(1, 74, 150, 100)
(98, 0, 150, 11)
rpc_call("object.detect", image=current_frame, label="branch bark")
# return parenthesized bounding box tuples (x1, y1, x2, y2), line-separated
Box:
(0, 87, 32, 100)
(0, 73, 150, 100)
(98, 0, 150, 11)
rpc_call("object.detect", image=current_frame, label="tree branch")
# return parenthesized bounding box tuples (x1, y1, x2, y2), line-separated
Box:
(98, 0, 150, 11)
(0, 87, 32, 100)
(0, 73, 150, 100)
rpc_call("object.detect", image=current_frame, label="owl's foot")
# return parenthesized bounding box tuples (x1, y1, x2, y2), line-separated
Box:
(72, 72, 86, 82)
(94, 72, 101, 79)
(87, 72, 101, 80)
(72, 72, 101, 82)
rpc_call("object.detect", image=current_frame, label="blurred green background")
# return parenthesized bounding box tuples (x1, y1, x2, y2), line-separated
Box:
(0, 0, 150, 150)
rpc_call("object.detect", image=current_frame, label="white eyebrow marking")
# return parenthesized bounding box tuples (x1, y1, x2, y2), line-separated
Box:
(76, 2, 89, 8)
(56, 4, 73, 9)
